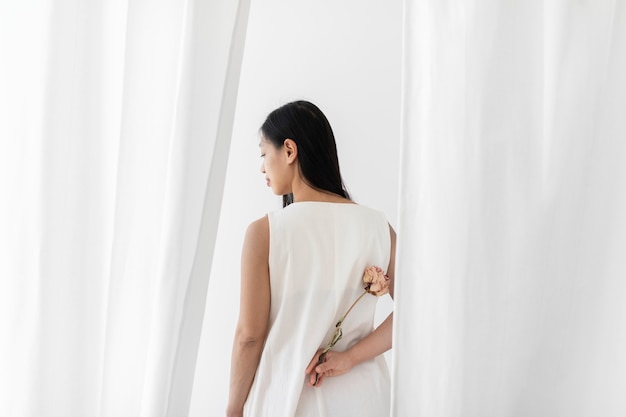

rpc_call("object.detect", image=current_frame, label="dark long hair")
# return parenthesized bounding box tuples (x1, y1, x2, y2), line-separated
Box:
(260, 100, 350, 207)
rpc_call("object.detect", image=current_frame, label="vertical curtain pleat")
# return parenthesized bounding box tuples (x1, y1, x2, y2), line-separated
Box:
(100, 1, 249, 416)
(0, 1, 248, 416)
(395, 1, 626, 416)
(151, 1, 250, 416)
(99, 2, 190, 415)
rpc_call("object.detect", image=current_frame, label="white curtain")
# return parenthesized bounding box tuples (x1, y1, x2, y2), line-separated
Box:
(0, 1, 249, 416)
(395, 1, 626, 416)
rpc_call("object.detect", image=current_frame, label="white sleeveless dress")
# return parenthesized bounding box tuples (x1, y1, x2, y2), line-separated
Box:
(244, 202, 391, 417)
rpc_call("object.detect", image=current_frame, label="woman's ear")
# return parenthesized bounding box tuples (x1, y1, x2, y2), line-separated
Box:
(283, 139, 298, 164)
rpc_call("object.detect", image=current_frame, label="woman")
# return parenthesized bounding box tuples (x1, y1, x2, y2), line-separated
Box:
(226, 101, 396, 417)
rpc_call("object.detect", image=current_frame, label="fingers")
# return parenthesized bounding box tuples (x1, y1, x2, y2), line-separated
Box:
(312, 372, 325, 386)
(309, 353, 334, 387)
(309, 363, 329, 387)
(308, 369, 324, 386)
(314, 360, 330, 375)
(305, 349, 327, 387)
(305, 349, 351, 387)
(305, 349, 324, 374)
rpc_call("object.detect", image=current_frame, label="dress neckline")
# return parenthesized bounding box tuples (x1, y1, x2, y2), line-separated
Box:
(290, 200, 357, 206)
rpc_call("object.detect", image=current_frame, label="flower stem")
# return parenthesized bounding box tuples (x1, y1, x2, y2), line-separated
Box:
(336, 288, 368, 328)
(320, 286, 372, 357)
(314, 286, 373, 385)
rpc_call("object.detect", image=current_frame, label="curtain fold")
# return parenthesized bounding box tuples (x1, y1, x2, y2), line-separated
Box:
(395, 1, 626, 416)
(0, 1, 248, 416)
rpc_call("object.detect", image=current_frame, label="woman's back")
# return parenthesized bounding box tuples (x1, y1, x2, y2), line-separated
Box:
(244, 202, 391, 417)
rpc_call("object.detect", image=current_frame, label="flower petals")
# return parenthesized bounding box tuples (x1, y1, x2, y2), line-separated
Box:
(362, 265, 389, 296)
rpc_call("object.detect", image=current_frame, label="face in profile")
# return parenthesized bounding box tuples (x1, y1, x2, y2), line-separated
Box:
(259, 136, 292, 196)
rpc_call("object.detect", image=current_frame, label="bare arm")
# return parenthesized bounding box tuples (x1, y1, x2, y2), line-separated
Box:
(226, 216, 270, 416)
(305, 225, 397, 386)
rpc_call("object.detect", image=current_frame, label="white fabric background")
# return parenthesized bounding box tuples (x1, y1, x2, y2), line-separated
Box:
(0, 1, 249, 416)
(394, 1, 626, 416)
(3, 1, 625, 416)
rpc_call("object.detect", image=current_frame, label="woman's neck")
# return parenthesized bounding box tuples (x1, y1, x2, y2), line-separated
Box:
(291, 181, 351, 204)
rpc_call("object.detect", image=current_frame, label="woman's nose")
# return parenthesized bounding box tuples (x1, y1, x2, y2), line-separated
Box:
(260, 162, 265, 173)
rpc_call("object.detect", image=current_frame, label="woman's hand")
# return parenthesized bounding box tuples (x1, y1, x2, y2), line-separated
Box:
(305, 348, 355, 387)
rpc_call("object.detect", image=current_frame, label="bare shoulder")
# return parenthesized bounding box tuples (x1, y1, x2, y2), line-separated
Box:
(245, 215, 269, 240)
(242, 215, 269, 261)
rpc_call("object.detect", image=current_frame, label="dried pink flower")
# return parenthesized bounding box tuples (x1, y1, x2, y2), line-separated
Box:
(362, 265, 390, 296)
